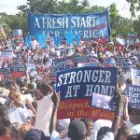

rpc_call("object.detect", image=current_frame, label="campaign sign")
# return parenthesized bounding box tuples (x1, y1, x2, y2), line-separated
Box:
(75, 56, 92, 63)
(8, 64, 27, 79)
(77, 61, 98, 67)
(126, 85, 140, 108)
(75, 56, 98, 67)
(13, 29, 22, 37)
(28, 10, 111, 41)
(0, 68, 10, 81)
(116, 57, 126, 67)
(13, 57, 21, 64)
(91, 93, 116, 111)
(26, 63, 36, 73)
(56, 67, 117, 119)
(1, 52, 13, 63)
(131, 68, 140, 85)
(51, 56, 75, 77)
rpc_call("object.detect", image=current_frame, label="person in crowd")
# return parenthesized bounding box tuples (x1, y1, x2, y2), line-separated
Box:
(35, 83, 54, 136)
(115, 125, 133, 140)
(81, 118, 94, 140)
(0, 116, 12, 140)
(19, 123, 33, 140)
(68, 120, 87, 140)
(97, 90, 125, 140)
(0, 29, 140, 140)
(124, 96, 140, 129)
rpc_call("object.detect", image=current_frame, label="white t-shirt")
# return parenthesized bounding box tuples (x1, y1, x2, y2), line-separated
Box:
(102, 132, 114, 140)
(131, 124, 140, 134)
(35, 94, 53, 136)
(124, 120, 135, 128)
(51, 130, 61, 140)
(50, 130, 70, 140)
(91, 119, 112, 140)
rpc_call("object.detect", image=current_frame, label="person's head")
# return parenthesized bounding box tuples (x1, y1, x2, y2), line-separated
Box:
(24, 129, 47, 140)
(19, 81, 27, 88)
(0, 117, 11, 128)
(0, 81, 4, 87)
(81, 118, 94, 137)
(36, 82, 42, 90)
(68, 120, 87, 140)
(115, 125, 133, 140)
(39, 83, 53, 96)
(56, 119, 70, 133)
(0, 108, 5, 119)
(30, 76, 36, 83)
(0, 123, 7, 136)
(128, 107, 140, 124)
(1, 117, 11, 134)
(97, 126, 112, 140)
(8, 83, 17, 95)
(10, 126, 20, 140)
(98, 54, 104, 64)
(19, 123, 33, 140)
(28, 83, 35, 90)
(126, 78, 132, 85)
(0, 117, 11, 138)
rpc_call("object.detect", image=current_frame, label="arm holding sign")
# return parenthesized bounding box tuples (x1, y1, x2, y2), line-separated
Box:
(111, 90, 124, 138)
(49, 91, 60, 134)
(124, 96, 130, 121)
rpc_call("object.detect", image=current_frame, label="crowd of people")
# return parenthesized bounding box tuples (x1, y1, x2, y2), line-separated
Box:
(0, 37, 140, 140)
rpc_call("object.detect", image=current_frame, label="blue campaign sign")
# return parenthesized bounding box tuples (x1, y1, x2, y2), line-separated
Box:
(8, 64, 27, 72)
(51, 56, 75, 77)
(56, 67, 117, 100)
(28, 10, 111, 40)
(116, 57, 126, 67)
(126, 85, 140, 108)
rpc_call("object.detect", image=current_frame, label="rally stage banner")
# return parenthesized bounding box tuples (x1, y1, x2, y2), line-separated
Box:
(126, 85, 140, 108)
(56, 67, 117, 120)
(28, 10, 110, 41)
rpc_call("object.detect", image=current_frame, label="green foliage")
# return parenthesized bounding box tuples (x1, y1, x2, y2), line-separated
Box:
(126, 0, 140, 17)
(0, 13, 27, 37)
(0, 0, 139, 38)
(133, 17, 140, 36)
(108, 3, 133, 38)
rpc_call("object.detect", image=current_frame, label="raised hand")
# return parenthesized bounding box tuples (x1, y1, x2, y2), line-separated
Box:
(51, 91, 60, 108)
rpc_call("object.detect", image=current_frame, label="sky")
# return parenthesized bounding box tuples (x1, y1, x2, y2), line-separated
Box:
(0, 0, 135, 19)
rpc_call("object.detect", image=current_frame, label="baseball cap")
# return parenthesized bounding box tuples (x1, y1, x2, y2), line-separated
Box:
(68, 120, 87, 140)
(25, 129, 49, 140)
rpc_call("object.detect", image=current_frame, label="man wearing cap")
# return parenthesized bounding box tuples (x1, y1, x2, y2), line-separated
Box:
(67, 120, 87, 140)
